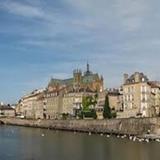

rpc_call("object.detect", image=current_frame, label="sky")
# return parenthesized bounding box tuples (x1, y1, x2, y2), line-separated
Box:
(0, 0, 160, 103)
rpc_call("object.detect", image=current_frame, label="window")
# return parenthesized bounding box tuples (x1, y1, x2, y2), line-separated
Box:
(130, 103, 133, 109)
(141, 94, 147, 102)
(128, 87, 130, 93)
(141, 86, 143, 92)
(132, 86, 134, 92)
(141, 86, 147, 92)
(144, 86, 147, 92)
(145, 94, 147, 101)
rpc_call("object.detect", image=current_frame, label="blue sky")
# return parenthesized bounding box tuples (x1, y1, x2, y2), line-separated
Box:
(0, 0, 160, 103)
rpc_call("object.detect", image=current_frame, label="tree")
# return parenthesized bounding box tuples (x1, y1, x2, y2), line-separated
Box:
(82, 96, 90, 112)
(103, 95, 112, 119)
(81, 95, 98, 119)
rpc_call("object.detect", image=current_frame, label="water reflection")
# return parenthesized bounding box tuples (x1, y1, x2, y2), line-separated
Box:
(0, 126, 160, 160)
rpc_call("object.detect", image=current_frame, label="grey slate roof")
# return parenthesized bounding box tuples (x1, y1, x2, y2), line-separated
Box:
(125, 72, 149, 84)
(0, 105, 14, 110)
(48, 78, 73, 86)
(48, 73, 100, 87)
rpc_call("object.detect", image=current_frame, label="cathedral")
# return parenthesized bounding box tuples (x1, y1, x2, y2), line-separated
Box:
(47, 63, 104, 93)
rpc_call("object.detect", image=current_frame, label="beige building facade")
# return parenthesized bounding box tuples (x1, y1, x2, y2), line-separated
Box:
(62, 92, 74, 115)
(121, 72, 160, 118)
(17, 89, 45, 119)
(148, 82, 160, 116)
(95, 91, 106, 119)
(44, 91, 63, 119)
(16, 64, 104, 120)
(108, 89, 123, 112)
(0, 105, 15, 117)
(16, 88, 98, 120)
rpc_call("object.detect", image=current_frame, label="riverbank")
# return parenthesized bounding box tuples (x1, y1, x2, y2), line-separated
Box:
(1, 117, 160, 138)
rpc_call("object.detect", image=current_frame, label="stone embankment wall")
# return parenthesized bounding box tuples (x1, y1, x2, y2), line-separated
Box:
(1, 118, 160, 136)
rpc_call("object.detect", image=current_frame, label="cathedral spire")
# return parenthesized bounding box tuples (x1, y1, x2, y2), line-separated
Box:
(87, 61, 90, 73)
(84, 61, 92, 75)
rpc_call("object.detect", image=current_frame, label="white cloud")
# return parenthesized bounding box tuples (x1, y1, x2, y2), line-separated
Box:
(1, 1, 45, 18)
(66, 0, 150, 32)
(113, 0, 150, 31)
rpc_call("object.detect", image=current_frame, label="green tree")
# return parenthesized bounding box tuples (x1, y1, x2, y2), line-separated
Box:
(103, 95, 112, 119)
(81, 95, 98, 119)
(82, 96, 90, 112)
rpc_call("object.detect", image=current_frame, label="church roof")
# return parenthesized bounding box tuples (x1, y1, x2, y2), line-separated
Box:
(48, 78, 73, 86)
(49, 73, 99, 87)
(48, 63, 101, 87)
(82, 73, 99, 84)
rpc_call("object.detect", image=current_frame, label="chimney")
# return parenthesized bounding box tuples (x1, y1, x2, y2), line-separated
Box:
(135, 72, 140, 83)
(123, 73, 128, 84)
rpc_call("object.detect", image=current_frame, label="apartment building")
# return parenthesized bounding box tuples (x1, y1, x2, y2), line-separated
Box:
(121, 72, 159, 118)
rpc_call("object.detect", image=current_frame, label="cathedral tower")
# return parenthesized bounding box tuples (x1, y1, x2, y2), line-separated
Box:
(73, 69, 82, 91)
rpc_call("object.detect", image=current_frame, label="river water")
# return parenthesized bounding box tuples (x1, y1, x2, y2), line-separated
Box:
(0, 126, 160, 160)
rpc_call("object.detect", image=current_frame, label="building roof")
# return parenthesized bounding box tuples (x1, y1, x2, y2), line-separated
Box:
(82, 73, 99, 84)
(48, 78, 73, 86)
(107, 88, 122, 96)
(148, 81, 160, 89)
(48, 73, 100, 87)
(125, 72, 149, 84)
(48, 64, 101, 88)
(0, 105, 15, 110)
(108, 92, 122, 96)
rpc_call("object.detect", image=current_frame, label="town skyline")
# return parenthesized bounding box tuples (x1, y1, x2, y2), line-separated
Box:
(1, 62, 160, 104)
(1, 0, 160, 103)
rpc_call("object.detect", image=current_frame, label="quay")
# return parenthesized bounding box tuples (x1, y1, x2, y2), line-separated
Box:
(1, 117, 160, 139)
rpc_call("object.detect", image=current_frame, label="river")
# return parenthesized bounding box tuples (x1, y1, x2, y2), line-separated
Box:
(0, 126, 160, 160)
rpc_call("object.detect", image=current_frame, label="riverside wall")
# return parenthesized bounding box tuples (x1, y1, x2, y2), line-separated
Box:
(1, 118, 160, 136)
